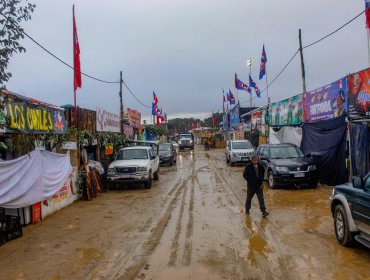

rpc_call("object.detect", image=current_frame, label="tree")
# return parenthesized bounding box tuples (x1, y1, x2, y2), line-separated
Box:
(145, 125, 167, 139)
(0, 0, 36, 85)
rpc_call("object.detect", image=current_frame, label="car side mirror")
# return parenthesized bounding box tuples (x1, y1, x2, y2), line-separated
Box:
(352, 176, 363, 189)
(260, 156, 267, 161)
(305, 153, 311, 158)
(151, 155, 156, 160)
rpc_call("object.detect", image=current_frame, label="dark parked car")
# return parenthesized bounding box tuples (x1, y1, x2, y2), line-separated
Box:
(256, 144, 318, 189)
(158, 143, 177, 166)
(330, 172, 370, 248)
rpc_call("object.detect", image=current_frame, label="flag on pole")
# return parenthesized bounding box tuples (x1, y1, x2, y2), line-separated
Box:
(235, 73, 251, 93)
(249, 75, 261, 98)
(73, 5, 81, 90)
(366, 0, 370, 28)
(259, 44, 267, 80)
(153, 91, 158, 104)
(228, 89, 236, 104)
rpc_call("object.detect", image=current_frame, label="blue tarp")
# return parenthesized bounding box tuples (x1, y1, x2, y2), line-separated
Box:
(350, 123, 370, 177)
(301, 115, 348, 186)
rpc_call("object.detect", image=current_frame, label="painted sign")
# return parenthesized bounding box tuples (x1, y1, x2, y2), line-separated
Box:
(261, 106, 269, 125)
(251, 111, 261, 130)
(127, 108, 141, 128)
(229, 105, 240, 129)
(303, 78, 347, 122)
(96, 107, 120, 133)
(347, 68, 370, 118)
(123, 124, 134, 139)
(269, 95, 302, 126)
(41, 168, 78, 219)
(105, 144, 113, 155)
(6, 102, 67, 134)
(61, 141, 77, 150)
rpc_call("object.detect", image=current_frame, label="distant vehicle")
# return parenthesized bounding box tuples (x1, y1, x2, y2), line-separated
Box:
(256, 144, 318, 189)
(330, 172, 370, 248)
(225, 140, 255, 166)
(107, 143, 160, 189)
(178, 133, 194, 150)
(158, 143, 177, 166)
(171, 141, 179, 150)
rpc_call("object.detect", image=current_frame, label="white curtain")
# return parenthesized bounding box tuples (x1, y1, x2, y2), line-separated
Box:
(0, 150, 72, 208)
(269, 126, 302, 147)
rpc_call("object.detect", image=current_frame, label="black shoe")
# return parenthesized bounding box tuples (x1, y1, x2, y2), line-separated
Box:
(262, 211, 269, 217)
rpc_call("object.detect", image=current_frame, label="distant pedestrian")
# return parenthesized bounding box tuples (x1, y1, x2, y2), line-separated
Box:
(243, 155, 269, 217)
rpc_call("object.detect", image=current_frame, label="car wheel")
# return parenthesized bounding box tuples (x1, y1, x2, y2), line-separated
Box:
(153, 169, 159, 180)
(107, 181, 115, 190)
(170, 157, 174, 166)
(229, 159, 233, 166)
(334, 204, 354, 247)
(145, 171, 152, 189)
(268, 171, 276, 189)
(226, 156, 230, 163)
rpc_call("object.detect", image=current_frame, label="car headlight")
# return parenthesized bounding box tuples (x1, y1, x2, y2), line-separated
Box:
(107, 168, 116, 174)
(276, 166, 289, 173)
(308, 165, 317, 171)
(137, 166, 147, 172)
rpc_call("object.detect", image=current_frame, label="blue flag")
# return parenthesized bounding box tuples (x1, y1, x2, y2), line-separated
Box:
(259, 45, 267, 80)
(249, 75, 261, 98)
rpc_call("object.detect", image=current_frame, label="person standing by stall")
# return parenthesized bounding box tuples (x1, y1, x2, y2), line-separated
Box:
(243, 155, 269, 217)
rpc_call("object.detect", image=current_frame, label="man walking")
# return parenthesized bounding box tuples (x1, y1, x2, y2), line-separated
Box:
(243, 155, 269, 217)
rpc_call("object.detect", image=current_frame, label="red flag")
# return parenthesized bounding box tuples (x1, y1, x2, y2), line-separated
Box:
(212, 111, 216, 127)
(366, 1, 370, 29)
(73, 5, 82, 90)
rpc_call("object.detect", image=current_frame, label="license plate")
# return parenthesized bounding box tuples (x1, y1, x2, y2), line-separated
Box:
(294, 173, 305, 178)
(121, 174, 132, 178)
(241, 157, 248, 161)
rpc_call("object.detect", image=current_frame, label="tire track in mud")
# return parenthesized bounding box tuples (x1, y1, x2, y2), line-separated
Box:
(207, 152, 296, 280)
(182, 170, 195, 266)
(100, 163, 190, 280)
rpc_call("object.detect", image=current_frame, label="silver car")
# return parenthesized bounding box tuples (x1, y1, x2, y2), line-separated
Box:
(225, 140, 255, 166)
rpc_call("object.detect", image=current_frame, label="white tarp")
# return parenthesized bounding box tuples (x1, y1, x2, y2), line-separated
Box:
(269, 126, 302, 147)
(0, 150, 72, 208)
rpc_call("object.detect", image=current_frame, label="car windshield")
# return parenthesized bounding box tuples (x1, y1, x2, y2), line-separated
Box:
(116, 149, 148, 160)
(232, 141, 252, 149)
(270, 146, 304, 159)
(159, 144, 171, 151)
(180, 134, 192, 139)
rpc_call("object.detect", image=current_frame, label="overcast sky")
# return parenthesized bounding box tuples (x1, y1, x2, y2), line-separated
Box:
(5, 0, 369, 120)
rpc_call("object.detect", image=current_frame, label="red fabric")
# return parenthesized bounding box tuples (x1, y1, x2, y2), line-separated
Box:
(73, 5, 82, 90)
(366, 8, 370, 29)
(212, 114, 216, 127)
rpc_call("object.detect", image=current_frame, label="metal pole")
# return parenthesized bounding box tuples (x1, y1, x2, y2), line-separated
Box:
(299, 29, 307, 93)
(248, 60, 252, 143)
(119, 71, 123, 134)
(265, 71, 270, 104)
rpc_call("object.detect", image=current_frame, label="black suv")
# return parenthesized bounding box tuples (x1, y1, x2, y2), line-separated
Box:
(256, 144, 319, 189)
(158, 143, 177, 166)
(330, 172, 370, 248)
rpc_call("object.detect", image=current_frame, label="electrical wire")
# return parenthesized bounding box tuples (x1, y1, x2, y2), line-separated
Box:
(122, 80, 151, 108)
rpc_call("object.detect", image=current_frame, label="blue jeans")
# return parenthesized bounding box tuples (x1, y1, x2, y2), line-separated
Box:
(245, 186, 266, 212)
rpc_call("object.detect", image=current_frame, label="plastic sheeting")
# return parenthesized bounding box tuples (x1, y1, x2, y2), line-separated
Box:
(350, 123, 370, 177)
(269, 126, 302, 147)
(0, 150, 72, 208)
(301, 115, 347, 186)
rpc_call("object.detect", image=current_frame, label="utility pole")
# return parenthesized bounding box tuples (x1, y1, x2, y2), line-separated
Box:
(247, 58, 252, 143)
(119, 71, 123, 134)
(299, 29, 307, 94)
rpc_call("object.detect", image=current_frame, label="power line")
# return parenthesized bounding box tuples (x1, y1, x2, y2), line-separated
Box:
(122, 80, 151, 108)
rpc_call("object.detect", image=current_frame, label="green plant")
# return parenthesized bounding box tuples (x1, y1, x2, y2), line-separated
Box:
(145, 124, 167, 139)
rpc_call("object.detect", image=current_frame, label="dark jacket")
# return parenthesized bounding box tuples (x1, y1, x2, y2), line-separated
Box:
(243, 162, 265, 188)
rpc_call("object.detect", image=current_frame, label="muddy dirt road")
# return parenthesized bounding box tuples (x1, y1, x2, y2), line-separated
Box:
(0, 146, 369, 280)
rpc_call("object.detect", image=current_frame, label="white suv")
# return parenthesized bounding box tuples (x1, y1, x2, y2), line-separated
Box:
(225, 140, 255, 166)
(107, 146, 159, 189)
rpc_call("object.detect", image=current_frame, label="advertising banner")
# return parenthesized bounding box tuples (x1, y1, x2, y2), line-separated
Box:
(6, 102, 68, 134)
(127, 108, 141, 128)
(229, 105, 240, 129)
(251, 111, 261, 130)
(269, 95, 302, 126)
(123, 124, 134, 139)
(347, 68, 370, 118)
(222, 113, 228, 131)
(261, 106, 269, 125)
(96, 107, 120, 133)
(303, 78, 347, 122)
